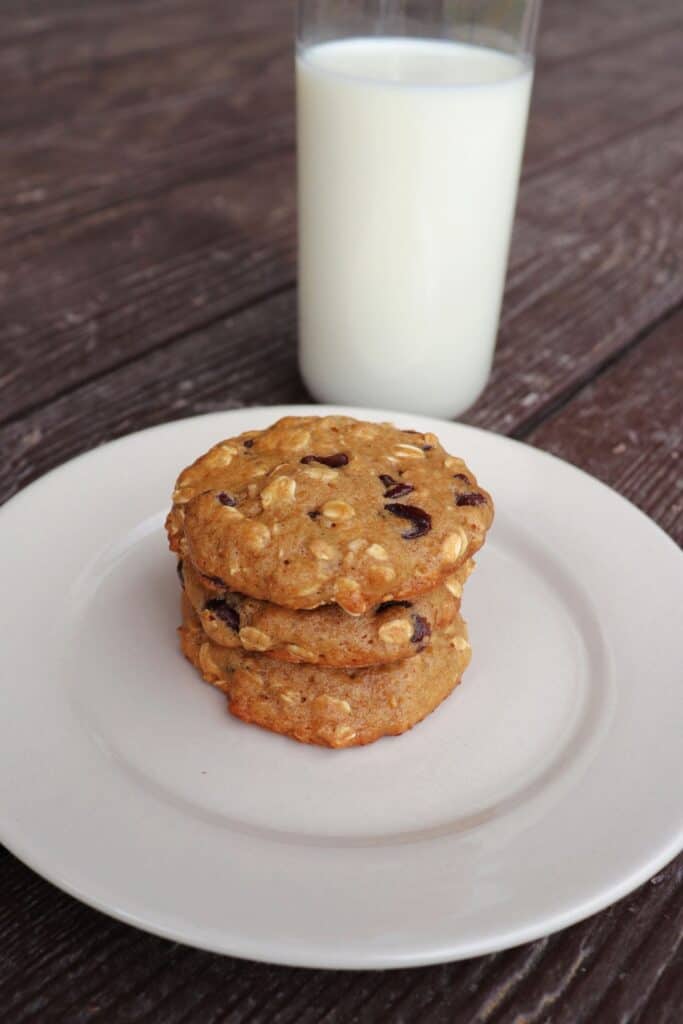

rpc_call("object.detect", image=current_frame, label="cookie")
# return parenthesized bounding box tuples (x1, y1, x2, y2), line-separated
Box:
(179, 595, 472, 747)
(180, 556, 472, 667)
(166, 415, 493, 613)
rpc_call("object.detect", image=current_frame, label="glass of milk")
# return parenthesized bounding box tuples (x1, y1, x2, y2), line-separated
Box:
(296, 0, 541, 418)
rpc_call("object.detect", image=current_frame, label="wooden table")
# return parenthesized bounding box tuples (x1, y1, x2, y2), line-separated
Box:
(1, 1, 681, 1020)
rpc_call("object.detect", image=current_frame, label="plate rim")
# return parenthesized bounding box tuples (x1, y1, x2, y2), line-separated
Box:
(3, 821, 682, 970)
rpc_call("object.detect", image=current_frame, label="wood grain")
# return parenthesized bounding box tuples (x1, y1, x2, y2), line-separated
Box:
(0, 152, 297, 426)
(525, 27, 683, 174)
(1, 0, 679, 66)
(466, 108, 683, 435)
(2, 96, 682, 435)
(0, 1, 290, 91)
(0, 289, 304, 505)
(3, 23, 682, 247)
(525, 304, 683, 542)
(1, 2, 682, 1022)
(0, 17, 292, 140)
(0, 849, 679, 1022)
(2, 2, 683, 431)
(1, 98, 681, 501)
(536, 0, 683, 61)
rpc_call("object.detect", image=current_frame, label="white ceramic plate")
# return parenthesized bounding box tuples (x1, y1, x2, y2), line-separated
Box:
(1, 405, 681, 969)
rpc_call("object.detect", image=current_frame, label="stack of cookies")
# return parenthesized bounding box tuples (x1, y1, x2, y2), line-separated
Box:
(166, 415, 493, 748)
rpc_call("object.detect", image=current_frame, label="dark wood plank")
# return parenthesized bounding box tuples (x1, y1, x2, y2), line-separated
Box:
(1, 3, 682, 432)
(0, 1, 289, 87)
(638, 944, 683, 1024)
(525, 27, 683, 173)
(465, 108, 683, 436)
(2, 98, 682, 437)
(0, 289, 304, 505)
(2, 7, 680, 229)
(536, 0, 683, 61)
(1, 119, 682, 506)
(2, 105, 681, 494)
(3, 20, 681, 241)
(0, 42, 294, 245)
(1, 0, 679, 69)
(0, 152, 297, 425)
(524, 303, 683, 542)
(1, 238, 678, 564)
(1, 2, 682, 1022)
(0, 854, 679, 1023)
(0, 14, 292, 138)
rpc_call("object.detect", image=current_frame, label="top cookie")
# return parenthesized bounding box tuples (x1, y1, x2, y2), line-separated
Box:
(166, 415, 493, 613)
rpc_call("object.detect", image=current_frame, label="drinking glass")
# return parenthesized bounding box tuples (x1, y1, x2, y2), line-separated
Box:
(297, 0, 542, 417)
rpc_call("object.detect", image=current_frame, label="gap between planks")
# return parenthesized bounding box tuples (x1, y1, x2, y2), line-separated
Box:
(509, 296, 683, 442)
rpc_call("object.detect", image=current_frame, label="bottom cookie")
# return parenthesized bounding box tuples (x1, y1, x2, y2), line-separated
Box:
(179, 595, 472, 748)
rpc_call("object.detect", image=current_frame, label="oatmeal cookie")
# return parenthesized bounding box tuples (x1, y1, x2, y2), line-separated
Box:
(180, 556, 471, 667)
(167, 415, 492, 613)
(179, 595, 472, 747)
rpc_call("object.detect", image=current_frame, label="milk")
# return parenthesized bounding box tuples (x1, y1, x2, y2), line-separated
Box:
(296, 38, 532, 417)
